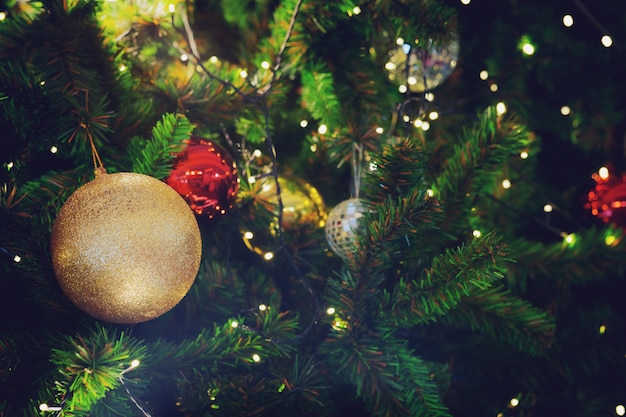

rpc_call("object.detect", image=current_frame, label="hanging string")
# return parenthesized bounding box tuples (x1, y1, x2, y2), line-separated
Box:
(351, 142, 364, 199)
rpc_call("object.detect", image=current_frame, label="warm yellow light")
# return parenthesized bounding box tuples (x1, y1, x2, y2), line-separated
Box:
(473, 230, 482, 238)
(309, 143, 317, 152)
(263, 252, 274, 261)
(180, 54, 189, 62)
(563, 233, 576, 245)
(522, 43, 535, 55)
(426, 189, 434, 197)
(6, 161, 14, 169)
(489, 83, 498, 92)
(543, 204, 553, 213)
(168, 3, 176, 13)
(429, 111, 439, 120)
(130, 359, 140, 368)
(562, 15, 574, 27)
(13, 255, 21, 263)
(509, 397, 520, 407)
(299, 119, 308, 128)
(119, 64, 127, 72)
(501, 179, 512, 189)
(318, 124, 328, 134)
(240, 69, 248, 78)
(258, 304, 267, 311)
(425, 92, 434, 101)
(326, 307, 336, 315)
(352, 6, 361, 15)
(560, 105, 571, 115)
(231, 320, 239, 328)
(261, 61, 270, 69)
(520, 151, 529, 159)
(398, 85, 408, 93)
(252, 354, 261, 362)
(413, 119, 423, 128)
(601, 35, 613, 48)
(598, 166, 610, 180)
(496, 102, 507, 115)
(375, 127, 384, 134)
(50, 146, 58, 154)
(0, 11, 6, 21)
(407, 76, 417, 86)
(396, 37, 405, 45)
(616, 404, 625, 416)
(421, 121, 431, 131)
(605, 235, 617, 246)
(479, 70, 489, 80)
(599, 324, 607, 334)
(460, 0, 471, 4)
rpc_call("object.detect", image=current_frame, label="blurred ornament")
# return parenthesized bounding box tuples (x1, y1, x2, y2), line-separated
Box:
(166, 136, 239, 220)
(586, 167, 626, 228)
(241, 176, 327, 257)
(385, 37, 459, 93)
(51, 171, 202, 324)
(325, 198, 367, 260)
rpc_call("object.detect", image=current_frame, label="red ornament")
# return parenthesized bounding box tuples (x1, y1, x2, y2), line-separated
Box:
(586, 166, 626, 228)
(166, 136, 239, 219)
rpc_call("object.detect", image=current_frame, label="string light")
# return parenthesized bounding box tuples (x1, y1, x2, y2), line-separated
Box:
(39, 404, 62, 412)
(326, 307, 336, 315)
(560, 105, 571, 115)
(562, 14, 574, 27)
(375, 127, 384, 134)
(521, 42, 535, 55)
(252, 354, 261, 362)
(240, 69, 248, 78)
(509, 397, 520, 407)
(601, 35, 613, 47)
(396, 37, 405, 46)
(426, 189, 434, 197)
(231, 320, 239, 328)
(599, 324, 606, 334)
(496, 102, 507, 115)
(616, 404, 625, 416)
(460, 0, 471, 4)
(598, 166, 609, 180)
(263, 252, 274, 261)
(501, 179, 512, 189)
(398, 85, 408, 93)
(50, 145, 58, 154)
(543, 204, 553, 213)
(299, 119, 308, 127)
(168, 3, 176, 13)
(479, 70, 489, 80)
(520, 151, 529, 159)
(424, 92, 434, 101)
(421, 121, 431, 131)
(489, 83, 498, 92)
(472, 230, 482, 238)
(258, 304, 267, 311)
(180, 53, 189, 62)
(428, 111, 439, 120)
(352, 6, 361, 15)
(318, 124, 328, 134)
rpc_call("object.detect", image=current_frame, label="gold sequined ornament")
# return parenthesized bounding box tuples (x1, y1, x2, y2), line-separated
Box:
(50, 170, 202, 324)
(241, 176, 327, 257)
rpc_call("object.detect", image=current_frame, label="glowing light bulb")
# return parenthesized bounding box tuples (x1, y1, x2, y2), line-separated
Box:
(490, 83, 498, 92)
(258, 304, 267, 311)
(375, 127, 384, 134)
(425, 92, 435, 101)
(520, 151, 529, 159)
(310, 143, 317, 152)
(130, 359, 140, 368)
(599, 324, 606, 334)
(180, 54, 189, 62)
(426, 189, 434, 197)
(168, 3, 175, 13)
(563, 14, 573, 27)
(299, 119, 308, 128)
(560, 105, 571, 115)
(616, 404, 625, 416)
(398, 85, 408, 93)
(352, 6, 361, 15)
(479, 70, 489, 80)
(563, 233, 576, 245)
(601, 35, 613, 48)
(396, 37, 405, 46)
(252, 354, 261, 362)
(598, 166, 610, 180)
(605, 235, 617, 246)
(240, 69, 248, 78)
(501, 179, 512, 189)
(6, 161, 14, 170)
(496, 102, 507, 115)
(509, 397, 520, 407)
(119, 64, 127, 72)
(13, 255, 21, 263)
(231, 320, 239, 328)
(473, 230, 482, 238)
(244, 231, 254, 239)
(0, 11, 6, 21)
(460, 0, 471, 4)
(50, 146, 58, 154)
(318, 124, 328, 134)
(326, 307, 336, 315)
(421, 121, 431, 131)
(428, 111, 439, 120)
(209, 56, 219, 64)
(413, 119, 423, 128)
(261, 61, 270, 69)
(522, 42, 535, 55)
(263, 252, 274, 261)
(543, 204, 553, 213)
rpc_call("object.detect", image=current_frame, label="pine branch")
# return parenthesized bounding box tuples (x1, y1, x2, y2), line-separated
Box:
(383, 231, 510, 325)
(441, 285, 556, 354)
(127, 113, 193, 179)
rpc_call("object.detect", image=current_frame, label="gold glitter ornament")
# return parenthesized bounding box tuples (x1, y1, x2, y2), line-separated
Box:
(51, 170, 202, 324)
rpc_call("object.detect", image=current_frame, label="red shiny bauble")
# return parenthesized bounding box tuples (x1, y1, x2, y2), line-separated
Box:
(166, 136, 239, 219)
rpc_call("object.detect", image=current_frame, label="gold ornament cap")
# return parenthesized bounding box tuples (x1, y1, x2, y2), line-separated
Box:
(51, 171, 202, 324)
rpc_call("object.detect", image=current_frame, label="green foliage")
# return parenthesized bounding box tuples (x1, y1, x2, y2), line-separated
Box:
(127, 113, 193, 179)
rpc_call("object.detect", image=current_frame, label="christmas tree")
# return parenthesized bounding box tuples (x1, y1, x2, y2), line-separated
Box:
(1, 0, 625, 416)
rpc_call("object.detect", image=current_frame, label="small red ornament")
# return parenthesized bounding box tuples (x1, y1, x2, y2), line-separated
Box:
(166, 136, 239, 219)
(586, 166, 626, 228)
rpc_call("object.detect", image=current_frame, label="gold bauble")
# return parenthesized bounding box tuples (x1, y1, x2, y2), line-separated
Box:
(241, 176, 327, 257)
(51, 171, 202, 324)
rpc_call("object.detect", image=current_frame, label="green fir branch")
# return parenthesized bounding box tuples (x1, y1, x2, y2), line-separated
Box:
(127, 113, 193, 179)
(442, 285, 556, 354)
(383, 231, 509, 325)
